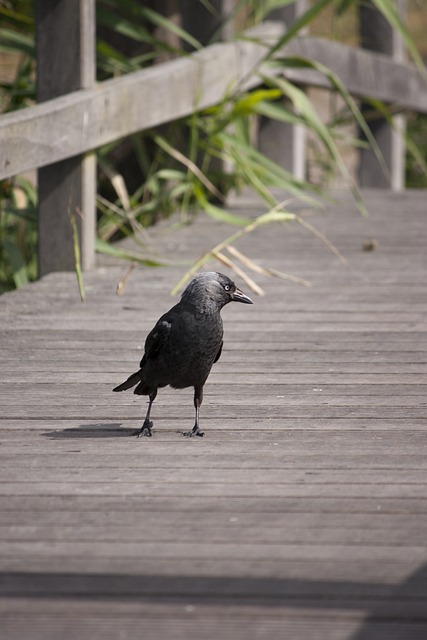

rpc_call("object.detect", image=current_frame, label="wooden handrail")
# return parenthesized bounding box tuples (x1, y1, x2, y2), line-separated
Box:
(1, 2, 424, 275)
(1, 23, 426, 182)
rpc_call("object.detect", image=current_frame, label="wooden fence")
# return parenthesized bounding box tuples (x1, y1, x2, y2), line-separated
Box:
(0, 0, 426, 276)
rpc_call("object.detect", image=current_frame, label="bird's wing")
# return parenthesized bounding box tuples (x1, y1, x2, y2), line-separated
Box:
(213, 340, 223, 363)
(140, 315, 173, 366)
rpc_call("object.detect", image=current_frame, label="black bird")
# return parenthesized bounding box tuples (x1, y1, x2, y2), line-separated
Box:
(113, 271, 253, 437)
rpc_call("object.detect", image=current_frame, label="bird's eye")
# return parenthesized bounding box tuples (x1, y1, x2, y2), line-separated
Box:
(224, 284, 231, 291)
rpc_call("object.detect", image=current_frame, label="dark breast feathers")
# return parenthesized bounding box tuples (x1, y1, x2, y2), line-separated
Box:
(138, 306, 224, 393)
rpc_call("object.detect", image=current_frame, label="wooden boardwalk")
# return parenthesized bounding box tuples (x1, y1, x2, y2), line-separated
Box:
(0, 190, 426, 640)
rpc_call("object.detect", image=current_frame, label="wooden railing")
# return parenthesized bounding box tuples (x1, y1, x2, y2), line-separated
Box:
(0, 0, 425, 275)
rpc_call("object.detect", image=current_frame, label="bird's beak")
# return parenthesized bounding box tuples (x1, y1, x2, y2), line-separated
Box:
(232, 287, 253, 304)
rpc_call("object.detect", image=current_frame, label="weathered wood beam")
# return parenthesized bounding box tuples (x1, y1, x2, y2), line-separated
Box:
(1, 24, 426, 183)
(35, 0, 96, 275)
(258, 2, 307, 181)
(1, 23, 284, 182)
(282, 35, 424, 108)
(357, 0, 407, 191)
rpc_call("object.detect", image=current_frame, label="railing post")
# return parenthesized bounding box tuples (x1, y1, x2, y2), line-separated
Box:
(36, 0, 96, 276)
(258, 1, 307, 182)
(358, 0, 406, 191)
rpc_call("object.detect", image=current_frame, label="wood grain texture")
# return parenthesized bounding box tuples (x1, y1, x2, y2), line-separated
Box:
(1, 23, 427, 181)
(35, 0, 96, 274)
(0, 190, 426, 639)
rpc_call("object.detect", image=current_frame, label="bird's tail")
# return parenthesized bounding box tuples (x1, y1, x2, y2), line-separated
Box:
(113, 371, 141, 392)
(113, 371, 151, 395)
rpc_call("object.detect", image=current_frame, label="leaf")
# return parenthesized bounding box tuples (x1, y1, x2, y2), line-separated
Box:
(238, 0, 333, 76)
(156, 169, 187, 181)
(202, 202, 252, 227)
(0, 7, 33, 28)
(295, 215, 348, 265)
(153, 134, 226, 203)
(256, 0, 297, 20)
(248, 209, 296, 227)
(68, 207, 86, 302)
(232, 88, 283, 117)
(2, 207, 36, 223)
(0, 28, 34, 56)
(218, 130, 321, 207)
(170, 183, 194, 200)
(372, 0, 427, 79)
(139, 6, 202, 51)
(263, 72, 368, 216)
(98, 157, 131, 212)
(273, 56, 391, 183)
(131, 136, 152, 176)
(2, 239, 28, 288)
(334, 0, 355, 15)
(14, 176, 37, 207)
(364, 98, 427, 179)
(97, 9, 156, 45)
(226, 245, 312, 287)
(194, 187, 251, 226)
(95, 238, 169, 267)
(116, 263, 137, 296)
(214, 250, 265, 296)
(253, 99, 302, 126)
(170, 201, 297, 296)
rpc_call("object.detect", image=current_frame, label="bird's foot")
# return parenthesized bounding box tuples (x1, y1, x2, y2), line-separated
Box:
(132, 419, 153, 437)
(183, 425, 204, 438)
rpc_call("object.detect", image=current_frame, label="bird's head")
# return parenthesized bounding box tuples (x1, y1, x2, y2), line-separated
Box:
(181, 272, 253, 309)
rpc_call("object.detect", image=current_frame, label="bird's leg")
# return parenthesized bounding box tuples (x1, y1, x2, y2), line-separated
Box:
(183, 386, 204, 437)
(133, 390, 157, 437)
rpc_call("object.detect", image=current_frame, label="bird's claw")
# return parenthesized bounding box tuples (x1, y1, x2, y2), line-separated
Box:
(132, 420, 153, 437)
(183, 426, 204, 438)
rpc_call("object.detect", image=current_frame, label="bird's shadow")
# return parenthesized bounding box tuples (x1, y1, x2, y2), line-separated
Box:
(42, 423, 136, 439)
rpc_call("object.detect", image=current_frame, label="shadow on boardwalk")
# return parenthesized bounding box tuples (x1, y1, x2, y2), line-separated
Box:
(1, 563, 427, 638)
(43, 423, 133, 438)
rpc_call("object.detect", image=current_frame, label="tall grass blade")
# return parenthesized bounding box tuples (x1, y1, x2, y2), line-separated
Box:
(372, 0, 427, 79)
(68, 208, 86, 303)
(153, 135, 226, 203)
(139, 7, 202, 51)
(96, 238, 170, 267)
(213, 250, 265, 295)
(226, 244, 312, 287)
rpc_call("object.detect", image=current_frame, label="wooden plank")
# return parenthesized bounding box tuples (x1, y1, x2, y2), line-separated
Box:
(2, 384, 426, 403)
(1, 477, 426, 498)
(2, 510, 426, 531)
(1, 443, 427, 466)
(2, 350, 426, 365)
(1, 25, 427, 181)
(1, 569, 427, 610)
(2, 525, 427, 551)
(1, 370, 425, 384)
(1, 608, 423, 640)
(0, 554, 420, 584)
(1, 363, 426, 377)
(282, 34, 426, 108)
(0, 538, 426, 563)
(2, 467, 427, 487)
(2, 493, 427, 515)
